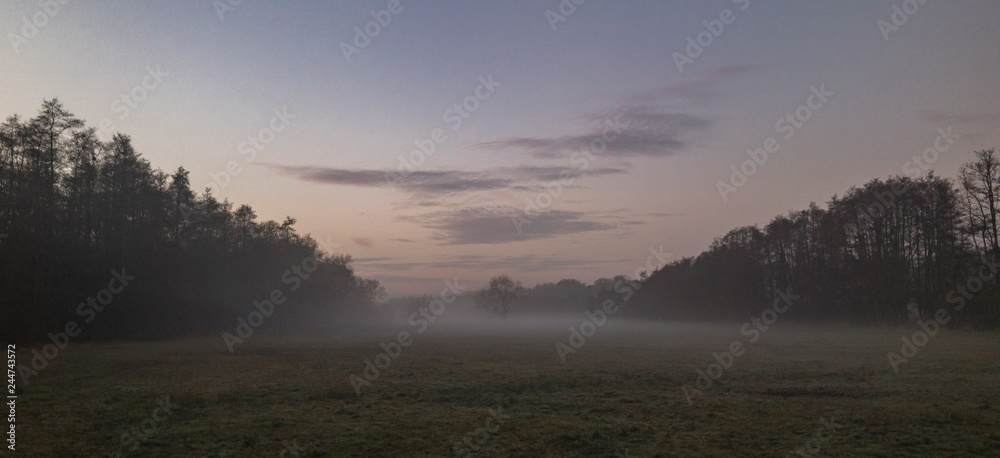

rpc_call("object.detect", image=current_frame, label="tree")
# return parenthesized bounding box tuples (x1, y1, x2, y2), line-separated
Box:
(958, 149, 999, 257)
(475, 275, 525, 319)
(167, 167, 195, 243)
(357, 278, 387, 305)
(234, 204, 257, 249)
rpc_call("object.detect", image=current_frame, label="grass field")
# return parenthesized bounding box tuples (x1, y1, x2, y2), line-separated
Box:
(15, 321, 1000, 457)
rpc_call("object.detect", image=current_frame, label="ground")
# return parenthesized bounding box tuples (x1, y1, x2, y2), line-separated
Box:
(14, 321, 1000, 457)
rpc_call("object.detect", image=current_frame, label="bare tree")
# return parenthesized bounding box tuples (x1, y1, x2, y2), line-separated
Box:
(475, 275, 525, 319)
(958, 149, 999, 257)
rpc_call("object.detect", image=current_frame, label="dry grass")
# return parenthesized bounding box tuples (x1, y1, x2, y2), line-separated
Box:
(15, 321, 1000, 456)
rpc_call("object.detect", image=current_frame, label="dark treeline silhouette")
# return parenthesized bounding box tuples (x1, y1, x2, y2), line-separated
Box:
(517, 277, 639, 315)
(631, 154, 1000, 328)
(1, 100, 382, 342)
(379, 276, 638, 323)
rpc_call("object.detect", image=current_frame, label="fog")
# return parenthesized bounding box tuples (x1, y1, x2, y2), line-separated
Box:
(4, 1, 1000, 455)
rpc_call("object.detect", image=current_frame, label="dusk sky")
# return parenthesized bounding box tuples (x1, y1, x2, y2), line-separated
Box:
(4, 1, 999, 294)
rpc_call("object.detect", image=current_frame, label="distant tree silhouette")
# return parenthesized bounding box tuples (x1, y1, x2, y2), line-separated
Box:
(475, 275, 525, 319)
(357, 278, 387, 304)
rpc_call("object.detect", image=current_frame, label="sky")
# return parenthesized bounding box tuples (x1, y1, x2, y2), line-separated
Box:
(3, 1, 1000, 294)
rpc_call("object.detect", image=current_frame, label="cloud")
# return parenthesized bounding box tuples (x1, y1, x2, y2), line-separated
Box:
(473, 66, 756, 159)
(474, 108, 710, 159)
(258, 164, 624, 242)
(921, 110, 1000, 126)
(259, 163, 627, 197)
(426, 253, 629, 273)
(352, 237, 373, 248)
(620, 65, 757, 108)
(351, 252, 630, 281)
(352, 258, 424, 271)
(356, 254, 631, 279)
(262, 165, 511, 194)
(495, 165, 627, 181)
(400, 206, 613, 245)
(475, 111, 709, 159)
(642, 212, 685, 218)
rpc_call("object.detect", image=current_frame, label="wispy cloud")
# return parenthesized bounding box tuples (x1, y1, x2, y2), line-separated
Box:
(352, 258, 425, 271)
(475, 66, 756, 159)
(921, 110, 1000, 126)
(353, 253, 630, 276)
(619, 65, 758, 108)
(261, 165, 508, 194)
(400, 206, 613, 245)
(474, 112, 708, 159)
(352, 237, 373, 248)
(428, 253, 629, 273)
(259, 163, 627, 197)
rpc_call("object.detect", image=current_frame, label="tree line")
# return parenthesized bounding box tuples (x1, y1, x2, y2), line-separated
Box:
(630, 151, 999, 328)
(1, 100, 383, 343)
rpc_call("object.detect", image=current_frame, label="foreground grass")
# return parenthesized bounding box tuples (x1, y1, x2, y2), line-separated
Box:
(15, 321, 1000, 457)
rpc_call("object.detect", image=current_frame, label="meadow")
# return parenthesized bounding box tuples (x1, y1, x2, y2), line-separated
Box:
(16, 321, 1000, 457)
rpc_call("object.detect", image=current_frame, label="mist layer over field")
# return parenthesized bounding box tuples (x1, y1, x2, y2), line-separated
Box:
(17, 320, 1000, 456)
